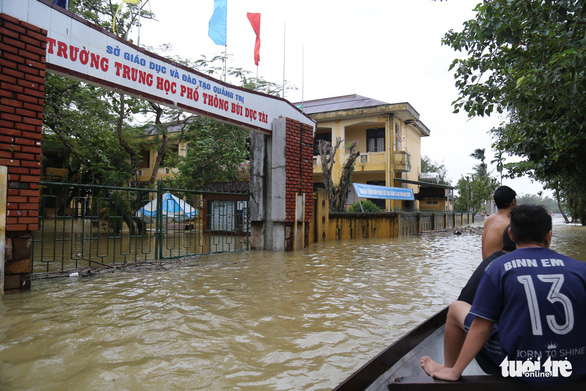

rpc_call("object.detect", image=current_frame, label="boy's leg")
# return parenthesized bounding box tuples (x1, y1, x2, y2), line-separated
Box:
(421, 300, 471, 376)
(444, 301, 471, 366)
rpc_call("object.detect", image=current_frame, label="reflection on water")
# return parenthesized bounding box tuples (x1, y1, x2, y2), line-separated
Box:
(1, 221, 584, 390)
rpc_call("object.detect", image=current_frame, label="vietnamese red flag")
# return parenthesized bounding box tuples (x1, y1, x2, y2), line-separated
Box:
(247, 13, 261, 66)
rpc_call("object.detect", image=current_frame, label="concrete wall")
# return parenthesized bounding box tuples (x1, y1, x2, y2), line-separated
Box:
(311, 189, 473, 243)
(249, 117, 314, 251)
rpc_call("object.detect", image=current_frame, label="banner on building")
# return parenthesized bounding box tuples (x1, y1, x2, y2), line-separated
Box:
(353, 183, 414, 200)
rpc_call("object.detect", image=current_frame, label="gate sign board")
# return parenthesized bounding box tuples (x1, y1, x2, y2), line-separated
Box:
(0, 0, 314, 134)
(353, 183, 414, 200)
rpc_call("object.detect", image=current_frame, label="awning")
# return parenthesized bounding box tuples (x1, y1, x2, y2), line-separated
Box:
(394, 178, 455, 189)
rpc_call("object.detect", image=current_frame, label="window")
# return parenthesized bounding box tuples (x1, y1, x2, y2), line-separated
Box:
(314, 132, 332, 156)
(138, 149, 150, 169)
(395, 123, 401, 151)
(367, 128, 385, 152)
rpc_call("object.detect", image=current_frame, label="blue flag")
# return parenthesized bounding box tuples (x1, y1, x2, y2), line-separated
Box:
(208, 0, 227, 45)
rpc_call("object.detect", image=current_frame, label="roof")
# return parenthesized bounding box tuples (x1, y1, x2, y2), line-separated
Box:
(145, 119, 192, 136)
(295, 94, 430, 137)
(196, 181, 249, 193)
(394, 178, 455, 190)
(297, 94, 392, 115)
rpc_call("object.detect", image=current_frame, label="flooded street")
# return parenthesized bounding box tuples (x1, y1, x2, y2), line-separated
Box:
(1, 220, 584, 390)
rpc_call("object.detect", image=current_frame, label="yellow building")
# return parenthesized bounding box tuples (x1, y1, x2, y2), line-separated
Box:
(135, 122, 187, 184)
(299, 94, 433, 211)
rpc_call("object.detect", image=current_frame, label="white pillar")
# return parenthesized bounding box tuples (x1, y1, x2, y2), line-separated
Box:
(249, 118, 288, 251)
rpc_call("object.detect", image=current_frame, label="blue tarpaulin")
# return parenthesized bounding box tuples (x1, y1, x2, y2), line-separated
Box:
(137, 192, 198, 223)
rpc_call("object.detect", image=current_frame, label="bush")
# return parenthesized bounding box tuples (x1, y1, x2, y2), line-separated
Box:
(348, 199, 382, 213)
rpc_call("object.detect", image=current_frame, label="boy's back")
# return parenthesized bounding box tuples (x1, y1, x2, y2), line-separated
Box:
(471, 247, 586, 386)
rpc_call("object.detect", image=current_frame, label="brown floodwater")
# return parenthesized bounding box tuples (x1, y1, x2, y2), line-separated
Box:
(1, 220, 584, 390)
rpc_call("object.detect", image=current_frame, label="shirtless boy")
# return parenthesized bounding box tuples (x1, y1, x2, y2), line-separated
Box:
(481, 186, 516, 259)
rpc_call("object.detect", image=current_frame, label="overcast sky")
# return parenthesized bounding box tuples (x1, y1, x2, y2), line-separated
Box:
(137, 0, 550, 197)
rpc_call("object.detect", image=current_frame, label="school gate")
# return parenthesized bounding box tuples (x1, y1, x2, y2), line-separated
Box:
(0, 0, 315, 294)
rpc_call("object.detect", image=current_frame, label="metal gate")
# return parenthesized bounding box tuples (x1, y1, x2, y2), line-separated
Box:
(31, 181, 249, 275)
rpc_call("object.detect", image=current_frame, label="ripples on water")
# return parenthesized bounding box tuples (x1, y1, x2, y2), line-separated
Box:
(0, 221, 583, 390)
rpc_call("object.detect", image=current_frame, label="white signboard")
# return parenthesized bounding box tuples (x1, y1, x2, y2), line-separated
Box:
(0, 0, 314, 134)
(211, 201, 235, 232)
(353, 183, 414, 200)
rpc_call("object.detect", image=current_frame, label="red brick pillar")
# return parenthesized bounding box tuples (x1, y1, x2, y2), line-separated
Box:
(0, 13, 47, 293)
(284, 118, 314, 248)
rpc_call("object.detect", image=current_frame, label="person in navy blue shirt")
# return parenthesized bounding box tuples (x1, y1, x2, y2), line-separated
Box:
(458, 225, 516, 305)
(422, 204, 586, 387)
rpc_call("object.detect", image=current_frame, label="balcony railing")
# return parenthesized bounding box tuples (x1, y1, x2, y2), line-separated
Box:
(313, 152, 387, 174)
(312, 151, 411, 174)
(136, 167, 178, 182)
(395, 151, 411, 172)
(41, 167, 69, 181)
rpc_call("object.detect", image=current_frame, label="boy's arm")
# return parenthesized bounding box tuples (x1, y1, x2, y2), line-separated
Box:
(433, 316, 494, 381)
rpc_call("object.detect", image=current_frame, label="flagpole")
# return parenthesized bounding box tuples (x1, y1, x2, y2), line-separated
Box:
(301, 45, 305, 110)
(282, 23, 286, 99)
(223, 1, 226, 83)
(224, 44, 227, 82)
(137, 0, 141, 46)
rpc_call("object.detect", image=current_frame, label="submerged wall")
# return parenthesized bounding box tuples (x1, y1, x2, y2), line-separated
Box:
(311, 189, 473, 243)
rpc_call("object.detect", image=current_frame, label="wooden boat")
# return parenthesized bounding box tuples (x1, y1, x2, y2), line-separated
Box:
(333, 307, 586, 391)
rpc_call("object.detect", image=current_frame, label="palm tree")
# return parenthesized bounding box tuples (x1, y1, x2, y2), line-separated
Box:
(471, 148, 488, 177)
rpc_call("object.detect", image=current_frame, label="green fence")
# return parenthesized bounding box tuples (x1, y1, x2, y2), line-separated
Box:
(32, 181, 249, 274)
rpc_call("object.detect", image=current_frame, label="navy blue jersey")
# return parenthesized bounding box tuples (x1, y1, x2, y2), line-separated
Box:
(471, 247, 586, 386)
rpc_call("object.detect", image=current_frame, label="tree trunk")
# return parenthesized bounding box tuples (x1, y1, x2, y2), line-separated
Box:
(318, 138, 358, 212)
(554, 188, 570, 224)
(116, 93, 139, 176)
(147, 103, 169, 186)
(103, 189, 136, 236)
(333, 143, 359, 211)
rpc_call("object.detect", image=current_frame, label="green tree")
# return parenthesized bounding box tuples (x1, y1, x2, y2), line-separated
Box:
(491, 149, 506, 185)
(172, 119, 250, 189)
(442, 0, 586, 223)
(348, 199, 382, 213)
(166, 54, 287, 189)
(42, 0, 167, 187)
(454, 174, 499, 218)
(470, 148, 488, 178)
(71, 0, 153, 40)
(42, 73, 132, 184)
(454, 148, 499, 216)
(516, 193, 560, 214)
